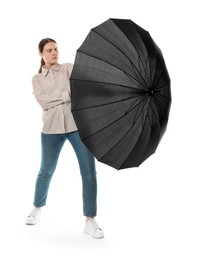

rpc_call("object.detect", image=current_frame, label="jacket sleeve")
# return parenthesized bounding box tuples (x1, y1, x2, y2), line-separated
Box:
(66, 63, 74, 78)
(32, 76, 69, 111)
(64, 63, 74, 98)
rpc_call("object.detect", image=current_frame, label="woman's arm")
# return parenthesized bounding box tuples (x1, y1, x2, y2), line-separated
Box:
(32, 76, 69, 110)
(63, 63, 74, 98)
(65, 63, 74, 78)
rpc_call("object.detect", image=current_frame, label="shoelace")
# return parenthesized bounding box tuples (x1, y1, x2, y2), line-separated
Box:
(88, 220, 102, 231)
(27, 208, 40, 218)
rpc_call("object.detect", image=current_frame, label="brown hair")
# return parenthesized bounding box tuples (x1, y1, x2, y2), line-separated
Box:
(38, 38, 57, 73)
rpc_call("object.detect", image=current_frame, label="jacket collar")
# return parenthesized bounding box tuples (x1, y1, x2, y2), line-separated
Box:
(42, 63, 60, 77)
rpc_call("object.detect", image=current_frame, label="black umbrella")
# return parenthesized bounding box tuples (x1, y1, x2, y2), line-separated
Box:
(70, 18, 171, 170)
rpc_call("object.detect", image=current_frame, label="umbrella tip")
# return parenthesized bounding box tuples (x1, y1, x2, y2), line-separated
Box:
(148, 87, 155, 96)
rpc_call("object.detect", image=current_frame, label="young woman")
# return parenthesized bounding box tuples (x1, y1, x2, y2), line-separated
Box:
(26, 38, 104, 239)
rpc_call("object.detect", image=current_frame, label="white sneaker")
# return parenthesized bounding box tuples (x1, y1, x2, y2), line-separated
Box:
(25, 207, 41, 225)
(83, 219, 104, 239)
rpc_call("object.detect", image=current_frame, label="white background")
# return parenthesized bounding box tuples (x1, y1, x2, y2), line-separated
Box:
(0, 0, 198, 259)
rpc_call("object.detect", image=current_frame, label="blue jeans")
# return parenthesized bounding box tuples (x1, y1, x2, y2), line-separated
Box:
(33, 131, 97, 217)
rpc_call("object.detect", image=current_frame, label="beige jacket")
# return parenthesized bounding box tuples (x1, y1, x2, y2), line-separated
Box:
(32, 63, 77, 134)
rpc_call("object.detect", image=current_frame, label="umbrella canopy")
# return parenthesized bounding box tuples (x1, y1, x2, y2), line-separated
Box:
(70, 18, 171, 170)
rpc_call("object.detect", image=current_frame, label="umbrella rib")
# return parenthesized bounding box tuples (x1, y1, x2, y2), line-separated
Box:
(83, 95, 149, 141)
(77, 50, 147, 89)
(124, 95, 148, 115)
(71, 78, 143, 91)
(148, 97, 157, 124)
(92, 28, 150, 89)
(151, 60, 170, 90)
(98, 96, 150, 163)
(72, 95, 140, 111)
(156, 82, 170, 91)
(153, 94, 169, 115)
(154, 82, 171, 100)
(121, 97, 155, 168)
(155, 92, 171, 101)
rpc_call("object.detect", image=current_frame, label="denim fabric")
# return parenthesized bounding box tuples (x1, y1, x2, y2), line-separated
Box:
(33, 131, 97, 217)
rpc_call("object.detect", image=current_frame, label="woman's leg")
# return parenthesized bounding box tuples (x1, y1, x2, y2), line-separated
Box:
(33, 133, 66, 207)
(67, 131, 97, 217)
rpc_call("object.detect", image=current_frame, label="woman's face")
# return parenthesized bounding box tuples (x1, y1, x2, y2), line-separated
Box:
(40, 41, 59, 67)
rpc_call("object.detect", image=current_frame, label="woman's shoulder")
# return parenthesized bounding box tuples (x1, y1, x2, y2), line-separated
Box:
(32, 72, 42, 80)
(62, 62, 73, 70)
(61, 63, 74, 77)
(31, 73, 43, 89)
